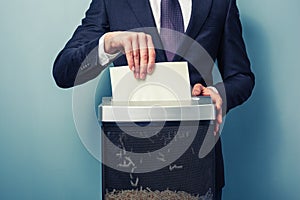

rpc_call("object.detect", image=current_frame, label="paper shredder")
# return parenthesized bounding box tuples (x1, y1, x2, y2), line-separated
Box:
(99, 96, 217, 199)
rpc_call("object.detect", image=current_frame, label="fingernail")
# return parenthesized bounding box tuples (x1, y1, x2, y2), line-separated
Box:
(147, 67, 153, 74)
(140, 73, 146, 80)
(135, 73, 139, 79)
(131, 66, 135, 71)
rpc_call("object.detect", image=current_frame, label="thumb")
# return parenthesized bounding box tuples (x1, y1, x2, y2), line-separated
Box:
(192, 83, 205, 96)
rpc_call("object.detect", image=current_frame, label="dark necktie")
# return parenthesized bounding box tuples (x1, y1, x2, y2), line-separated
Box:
(160, 0, 184, 61)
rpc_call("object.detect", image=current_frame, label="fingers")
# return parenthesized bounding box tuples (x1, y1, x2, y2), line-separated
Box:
(138, 33, 148, 80)
(105, 31, 156, 80)
(134, 33, 156, 79)
(214, 100, 223, 135)
(124, 41, 135, 73)
(131, 35, 139, 76)
(192, 84, 223, 136)
(208, 89, 223, 136)
(192, 83, 205, 96)
(147, 35, 155, 74)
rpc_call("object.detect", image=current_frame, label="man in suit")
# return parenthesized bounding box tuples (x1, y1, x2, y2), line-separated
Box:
(53, 0, 255, 199)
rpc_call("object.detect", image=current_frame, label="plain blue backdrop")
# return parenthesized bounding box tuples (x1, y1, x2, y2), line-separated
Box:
(0, 0, 299, 199)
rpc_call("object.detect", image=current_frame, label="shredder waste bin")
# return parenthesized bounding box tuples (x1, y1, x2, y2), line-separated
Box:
(99, 97, 217, 200)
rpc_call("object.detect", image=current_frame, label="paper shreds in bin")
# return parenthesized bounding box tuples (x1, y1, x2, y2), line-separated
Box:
(105, 188, 203, 200)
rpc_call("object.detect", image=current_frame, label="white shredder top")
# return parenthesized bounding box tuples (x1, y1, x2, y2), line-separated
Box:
(99, 97, 216, 122)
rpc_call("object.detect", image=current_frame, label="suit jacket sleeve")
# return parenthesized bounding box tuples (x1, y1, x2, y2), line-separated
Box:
(53, 0, 109, 88)
(215, 0, 255, 113)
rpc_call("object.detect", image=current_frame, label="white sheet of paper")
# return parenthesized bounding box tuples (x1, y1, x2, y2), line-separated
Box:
(110, 62, 191, 102)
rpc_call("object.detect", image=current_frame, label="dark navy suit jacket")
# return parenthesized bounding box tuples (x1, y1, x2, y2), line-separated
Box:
(53, 0, 255, 190)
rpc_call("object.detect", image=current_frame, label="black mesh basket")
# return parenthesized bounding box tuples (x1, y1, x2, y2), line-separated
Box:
(101, 120, 216, 200)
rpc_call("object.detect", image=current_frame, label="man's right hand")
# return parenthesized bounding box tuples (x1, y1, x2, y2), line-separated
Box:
(104, 31, 156, 80)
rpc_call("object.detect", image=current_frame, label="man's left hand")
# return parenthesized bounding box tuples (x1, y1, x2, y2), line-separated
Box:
(192, 83, 223, 136)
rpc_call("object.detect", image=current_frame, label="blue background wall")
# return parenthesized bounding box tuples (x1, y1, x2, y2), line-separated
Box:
(0, 0, 299, 199)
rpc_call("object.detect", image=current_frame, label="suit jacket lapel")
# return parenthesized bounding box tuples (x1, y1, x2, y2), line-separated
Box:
(186, 0, 212, 39)
(174, 0, 213, 61)
(127, 0, 156, 28)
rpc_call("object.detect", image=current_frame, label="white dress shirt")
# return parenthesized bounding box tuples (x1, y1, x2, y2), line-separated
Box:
(98, 0, 192, 66)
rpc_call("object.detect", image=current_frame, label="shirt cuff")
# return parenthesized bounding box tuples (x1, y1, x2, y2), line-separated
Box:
(98, 34, 120, 66)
